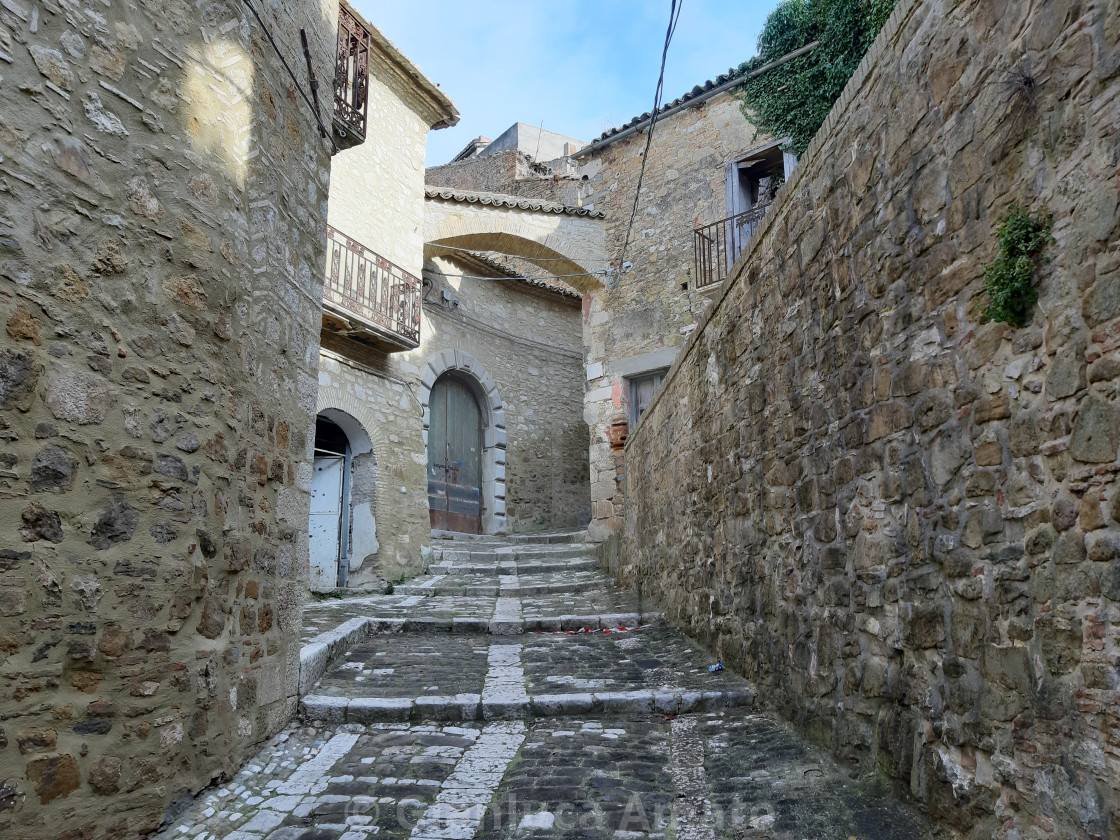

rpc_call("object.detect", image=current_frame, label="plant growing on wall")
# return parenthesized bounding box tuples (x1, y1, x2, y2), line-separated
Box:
(977, 205, 1053, 327)
(736, 0, 898, 157)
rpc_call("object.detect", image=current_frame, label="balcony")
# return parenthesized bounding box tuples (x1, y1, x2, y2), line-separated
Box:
(322, 225, 421, 352)
(333, 5, 370, 150)
(693, 201, 772, 289)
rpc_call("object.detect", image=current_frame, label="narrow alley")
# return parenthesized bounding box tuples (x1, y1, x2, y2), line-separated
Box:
(154, 532, 946, 840)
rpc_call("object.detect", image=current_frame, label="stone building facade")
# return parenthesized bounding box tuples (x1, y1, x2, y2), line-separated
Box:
(0, 0, 341, 835)
(570, 92, 784, 542)
(313, 250, 589, 591)
(426, 100, 786, 543)
(314, 84, 591, 589)
(618, 0, 1120, 837)
(308, 7, 457, 592)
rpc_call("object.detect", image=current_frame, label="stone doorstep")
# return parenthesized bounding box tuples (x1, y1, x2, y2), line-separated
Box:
(300, 688, 755, 724)
(506, 531, 589, 544)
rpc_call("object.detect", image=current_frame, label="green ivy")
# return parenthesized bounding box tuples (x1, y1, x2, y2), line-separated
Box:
(736, 0, 899, 157)
(977, 205, 1053, 327)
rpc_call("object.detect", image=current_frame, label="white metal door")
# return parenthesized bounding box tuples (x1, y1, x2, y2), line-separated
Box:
(309, 456, 344, 591)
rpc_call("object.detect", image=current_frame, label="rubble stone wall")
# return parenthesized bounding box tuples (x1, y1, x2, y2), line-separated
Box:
(620, 0, 1120, 837)
(0, 0, 336, 835)
(426, 150, 536, 195)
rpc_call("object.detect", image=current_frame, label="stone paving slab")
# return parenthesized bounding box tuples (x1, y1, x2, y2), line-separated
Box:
(152, 721, 493, 840)
(475, 716, 675, 840)
(302, 596, 499, 644)
(698, 714, 950, 839)
(153, 715, 945, 840)
(519, 589, 644, 620)
(426, 556, 599, 576)
(314, 636, 490, 699)
(300, 630, 755, 724)
(522, 625, 741, 695)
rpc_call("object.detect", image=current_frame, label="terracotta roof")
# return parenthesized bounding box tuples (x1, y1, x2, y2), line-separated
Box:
(581, 68, 745, 150)
(424, 187, 605, 218)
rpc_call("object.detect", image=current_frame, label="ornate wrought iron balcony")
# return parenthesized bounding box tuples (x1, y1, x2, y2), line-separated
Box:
(693, 201, 772, 289)
(322, 225, 421, 351)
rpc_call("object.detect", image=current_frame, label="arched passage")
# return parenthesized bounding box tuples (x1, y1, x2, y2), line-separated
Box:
(420, 349, 506, 535)
(308, 407, 378, 591)
(424, 188, 608, 294)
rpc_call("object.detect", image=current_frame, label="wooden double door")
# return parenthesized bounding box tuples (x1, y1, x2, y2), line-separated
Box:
(427, 375, 483, 534)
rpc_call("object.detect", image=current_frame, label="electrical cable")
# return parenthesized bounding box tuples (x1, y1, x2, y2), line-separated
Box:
(240, 0, 339, 155)
(613, 0, 684, 287)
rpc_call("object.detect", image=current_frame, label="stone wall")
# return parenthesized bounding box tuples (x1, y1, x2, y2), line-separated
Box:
(0, 0, 336, 835)
(620, 1, 1120, 837)
(426, 150, 542, 195)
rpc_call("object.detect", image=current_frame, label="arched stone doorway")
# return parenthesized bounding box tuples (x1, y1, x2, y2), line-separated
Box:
(308, 409, 377, 591)
(420, 350, 506, 534)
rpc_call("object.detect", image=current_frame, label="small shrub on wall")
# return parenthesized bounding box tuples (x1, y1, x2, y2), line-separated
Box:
(737, 0, 898, 156)
(977, 205, 1053, 327)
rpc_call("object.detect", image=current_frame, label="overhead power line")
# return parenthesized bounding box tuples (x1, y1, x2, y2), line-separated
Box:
(613, 0, 684, 288)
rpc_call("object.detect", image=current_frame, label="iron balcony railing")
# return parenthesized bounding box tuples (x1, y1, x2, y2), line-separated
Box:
(693, 201, 772, 289)
(324, 225, 421, 346)
(333, 5, 370, 145)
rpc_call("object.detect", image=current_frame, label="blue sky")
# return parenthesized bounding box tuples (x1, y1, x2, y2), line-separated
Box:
(352, 1, 781, 166)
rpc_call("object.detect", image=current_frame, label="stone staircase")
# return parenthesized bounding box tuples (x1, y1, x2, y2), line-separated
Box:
(297, 530, 756, 724)
(153, 531, 949, 840)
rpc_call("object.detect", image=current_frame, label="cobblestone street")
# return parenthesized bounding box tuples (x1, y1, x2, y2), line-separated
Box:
(156, 533, 948, 840)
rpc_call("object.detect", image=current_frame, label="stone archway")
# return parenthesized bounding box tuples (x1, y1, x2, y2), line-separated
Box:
(424, 188, 608, 294)
(420, 349, 506, 535)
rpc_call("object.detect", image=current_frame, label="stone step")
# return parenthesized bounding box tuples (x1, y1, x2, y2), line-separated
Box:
(301, 686, 755, 724)
(426, 556, 599, 576)
(396, 571, 609, 597)
(430, 529, 588, 545)
(505, 529, 589, 544)
(430, 542, 595, 565)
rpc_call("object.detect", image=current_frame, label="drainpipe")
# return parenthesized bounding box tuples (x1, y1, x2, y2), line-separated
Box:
(338, 448, 352, 588)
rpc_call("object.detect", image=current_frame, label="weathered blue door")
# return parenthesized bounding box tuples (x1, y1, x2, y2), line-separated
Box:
(428, 375, 483, 533)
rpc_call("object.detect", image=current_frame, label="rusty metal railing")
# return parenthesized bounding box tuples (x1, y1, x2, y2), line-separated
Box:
(325, 225, 421, 345)
(693, 202, 772, 289)
(334, 5, 370, 143)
